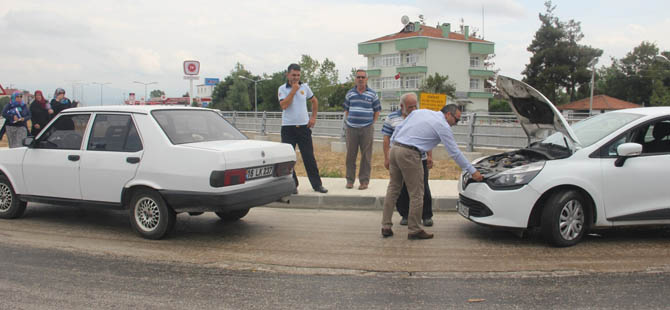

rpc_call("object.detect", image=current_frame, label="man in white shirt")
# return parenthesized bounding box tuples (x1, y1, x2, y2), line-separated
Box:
(278, 63, 328, 194)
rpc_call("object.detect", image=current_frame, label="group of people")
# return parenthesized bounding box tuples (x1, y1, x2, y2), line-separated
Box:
(2, 88, 75, 148)
(277, 63, 483, 240)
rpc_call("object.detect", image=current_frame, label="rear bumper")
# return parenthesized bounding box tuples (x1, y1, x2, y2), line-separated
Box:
(160, 177, 295, 212)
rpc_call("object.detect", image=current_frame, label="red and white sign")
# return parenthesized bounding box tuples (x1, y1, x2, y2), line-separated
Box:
(183, 60, 200, 75)
(0, 84, 6, 96)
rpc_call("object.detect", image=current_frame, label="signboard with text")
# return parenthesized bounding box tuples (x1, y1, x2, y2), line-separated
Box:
(204, 78, 219, 86)
(419, 92, 447, 111)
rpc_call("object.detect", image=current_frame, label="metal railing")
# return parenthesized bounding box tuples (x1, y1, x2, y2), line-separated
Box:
(220, 111, 591, 150)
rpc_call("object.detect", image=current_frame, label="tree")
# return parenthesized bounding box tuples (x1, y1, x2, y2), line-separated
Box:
(325, 81, 354, 112)
(211, 63, 255, 111)
(150, 89, 165, 98)
(522, 1, 603, 105)
(298, 55, 340, 108)
(256, 71, 286, 112)
(419, 73, 456, 98)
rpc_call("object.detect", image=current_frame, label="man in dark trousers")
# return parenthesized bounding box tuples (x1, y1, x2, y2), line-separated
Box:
(278, 63, 328, 194)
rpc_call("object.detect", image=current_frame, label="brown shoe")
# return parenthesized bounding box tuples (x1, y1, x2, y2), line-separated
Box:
(346, 183, 354, 189)
(408, 230, 433, 240)
(381, 228, 393, 237)
(358, 183, 368, 190)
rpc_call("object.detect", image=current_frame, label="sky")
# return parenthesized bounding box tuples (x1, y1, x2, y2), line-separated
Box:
(1, 0, 669, 105)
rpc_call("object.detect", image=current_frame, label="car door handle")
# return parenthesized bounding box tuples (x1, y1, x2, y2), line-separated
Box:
(68, 155, 80, 161)
(126, 157, 140, 164)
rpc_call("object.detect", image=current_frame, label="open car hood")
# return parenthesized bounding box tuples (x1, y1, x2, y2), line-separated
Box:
(497, 75, 581, 148)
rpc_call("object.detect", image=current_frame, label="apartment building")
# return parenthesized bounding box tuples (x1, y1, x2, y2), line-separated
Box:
(358, 21, 495, 111)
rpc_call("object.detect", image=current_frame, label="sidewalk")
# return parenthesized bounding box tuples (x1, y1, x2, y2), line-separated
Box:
(269, 176, 460, 211)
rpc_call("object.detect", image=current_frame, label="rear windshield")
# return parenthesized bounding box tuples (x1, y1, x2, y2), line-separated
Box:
(152, 110, 246, 144)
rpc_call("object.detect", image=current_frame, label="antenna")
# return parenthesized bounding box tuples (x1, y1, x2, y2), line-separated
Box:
(401, 15, 410, 25)
(482, 5, 485, 39)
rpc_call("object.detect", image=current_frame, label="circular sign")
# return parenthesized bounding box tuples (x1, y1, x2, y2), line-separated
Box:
(183, 60, 200, 75)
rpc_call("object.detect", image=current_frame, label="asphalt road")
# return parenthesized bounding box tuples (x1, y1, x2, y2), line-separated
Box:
(2, 204, 670, 308)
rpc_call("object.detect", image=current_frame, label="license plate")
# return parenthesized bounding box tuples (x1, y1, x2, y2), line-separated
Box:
(246, 165, 274, 180)
(457, 201, 469, 219)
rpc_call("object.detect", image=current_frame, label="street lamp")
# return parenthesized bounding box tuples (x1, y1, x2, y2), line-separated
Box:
(239, 76, 270, 115)
(587, 58, 598, 116)
(133, 81, 158, 102)
(91, 82, 111, 106)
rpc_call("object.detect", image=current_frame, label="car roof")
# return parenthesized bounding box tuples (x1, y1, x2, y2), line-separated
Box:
(608, 106, 670, 117)
(59, 105, 215, 115)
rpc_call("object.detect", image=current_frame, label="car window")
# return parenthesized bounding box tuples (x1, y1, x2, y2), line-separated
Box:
(35, 114, 90, 150)
(152, 110, 246, 144)
(641, 120, 670, 154)
(87, 114, 143, 152)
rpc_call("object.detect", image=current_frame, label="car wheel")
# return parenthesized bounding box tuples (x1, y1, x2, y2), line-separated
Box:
(128, 189, 176, 239)
(0, 176, 27, 219)
(215, 208, 250, 222)
(541, 190, 587, 247)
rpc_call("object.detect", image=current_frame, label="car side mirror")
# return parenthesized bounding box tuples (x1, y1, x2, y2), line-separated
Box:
(614, 143, 642, 167)
(22, 137, 34, 147)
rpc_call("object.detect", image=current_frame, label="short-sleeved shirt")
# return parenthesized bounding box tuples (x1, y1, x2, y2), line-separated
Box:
(343, 86, 381, 128)
(278, 82, 314, 126)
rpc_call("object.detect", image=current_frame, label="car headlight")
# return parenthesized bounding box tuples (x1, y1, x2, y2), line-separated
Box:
(487, 161, 545, 190)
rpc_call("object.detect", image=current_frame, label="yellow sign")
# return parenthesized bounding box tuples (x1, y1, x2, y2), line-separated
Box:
(419, 93, 447, 111)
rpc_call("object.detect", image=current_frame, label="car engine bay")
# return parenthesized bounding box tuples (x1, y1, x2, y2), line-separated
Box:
(475, 148, 553, 177)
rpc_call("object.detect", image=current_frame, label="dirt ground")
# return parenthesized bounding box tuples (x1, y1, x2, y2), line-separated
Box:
(294, 144, 463, 180)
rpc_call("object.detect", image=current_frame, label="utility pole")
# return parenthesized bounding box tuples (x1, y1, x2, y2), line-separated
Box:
(91, 82, 111, 106)
(587, 58, 598, 116)
(239, 76, 270, 133)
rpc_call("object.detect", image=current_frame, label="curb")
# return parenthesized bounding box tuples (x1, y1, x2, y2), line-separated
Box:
(267, 195, 458, 212)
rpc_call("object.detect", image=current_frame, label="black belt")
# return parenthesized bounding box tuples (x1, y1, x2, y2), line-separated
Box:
(393, 142, 420, 153)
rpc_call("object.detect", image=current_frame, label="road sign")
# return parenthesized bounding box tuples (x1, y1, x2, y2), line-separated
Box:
(183, 60, 200, 75)
(204, 78, 219, 86)
(419, 92, 447, 111)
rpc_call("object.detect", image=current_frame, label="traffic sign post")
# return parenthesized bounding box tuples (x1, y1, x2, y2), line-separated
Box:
(419, 93, 447, 111)
(183, 60, 201, 106)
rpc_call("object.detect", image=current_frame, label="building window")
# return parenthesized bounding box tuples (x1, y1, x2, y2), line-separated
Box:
(404, 53, 419, 65)
(403, 75, 421, 89)
(382, 54, 401, 67)
(470, 78, 480, 90)
(370, 56, 382, 68)
(370, 78, 381, 90)
(470, 56, 480, 68)
(381, 77, 401, 89)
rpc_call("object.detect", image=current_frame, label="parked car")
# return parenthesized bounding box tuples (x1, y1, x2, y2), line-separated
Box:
(457, 76, 670, 247)
(0, 106, 296, 239)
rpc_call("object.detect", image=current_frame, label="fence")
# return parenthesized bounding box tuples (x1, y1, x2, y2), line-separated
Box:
(220, 111, 589, 151)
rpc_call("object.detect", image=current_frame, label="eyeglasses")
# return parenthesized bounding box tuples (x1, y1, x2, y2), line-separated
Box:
(452, 115, 460, 124)
(16, 95, 23, 98)
(356, 76, 367, 79)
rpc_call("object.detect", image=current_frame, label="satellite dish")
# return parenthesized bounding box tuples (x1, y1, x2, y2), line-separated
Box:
(401, 15, 410, 25)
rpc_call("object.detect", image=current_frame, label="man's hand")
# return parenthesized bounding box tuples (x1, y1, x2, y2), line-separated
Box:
(48, 109, 54, 115)
(426, 158, 433, 169)
(291, 81, 300, 93)
(13, 115, 18, 122)
(34, 124, 40, 129)
(307, 117, 316, 128)
(471, 171, 484, 182)
(384, 158, 390, 170)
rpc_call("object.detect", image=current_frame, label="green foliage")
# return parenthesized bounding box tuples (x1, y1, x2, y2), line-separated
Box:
(149, 89, 165, 98)
(488, 98, 511, 112)
(0, 96, 8, 112)
(319, 166, 343, 178)
(257, 71, 286, 112)
(325, 81, 354, 112)
(522, 1, 603, 104)
(298, 55, 339, 108)
(419, 73, 456, 98)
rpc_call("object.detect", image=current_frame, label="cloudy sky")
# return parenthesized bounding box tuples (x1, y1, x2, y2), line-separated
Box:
(1, 0, 669, 104)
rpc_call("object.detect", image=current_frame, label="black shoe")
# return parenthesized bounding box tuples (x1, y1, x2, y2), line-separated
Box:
(314, 186, 328, 193)
(381, 228, 393, 237)
(400, 217, 408, 225)
(422, 218, 433, 226)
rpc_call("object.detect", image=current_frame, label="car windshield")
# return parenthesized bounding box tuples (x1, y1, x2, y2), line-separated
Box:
(152, 110, 246, 144)
(540, 112, 643, 149)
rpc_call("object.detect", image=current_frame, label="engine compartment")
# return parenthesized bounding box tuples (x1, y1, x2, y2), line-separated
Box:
(475, 149, 550, 177)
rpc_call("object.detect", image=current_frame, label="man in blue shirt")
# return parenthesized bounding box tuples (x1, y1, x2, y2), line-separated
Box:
(381, 98, 483, 239)
(343, 69, 381, 190)
(278, 63, 328, 194)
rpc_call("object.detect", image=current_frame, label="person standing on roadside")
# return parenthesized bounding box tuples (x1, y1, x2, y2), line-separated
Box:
(29, 90, 54, 136)
(2, 92, 32, 148)
(343, 69, 381, 190)
(381, 93, 434, 227)
(50, 88, 72, 116)
(278, 63, 328, 194)
(381, 99, 483, 240)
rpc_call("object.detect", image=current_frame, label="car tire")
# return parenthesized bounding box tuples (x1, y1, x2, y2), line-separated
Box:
(215, 208, 250, 222)
(541, 190, 588, 247)
(0, 176, 27, 219)
(128, 189, 176, 240)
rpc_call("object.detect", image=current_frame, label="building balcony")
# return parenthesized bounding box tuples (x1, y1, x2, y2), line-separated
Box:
(396, 66, 427, 74)
(468, 88, 494, 98)
(469, 68, 495, 77)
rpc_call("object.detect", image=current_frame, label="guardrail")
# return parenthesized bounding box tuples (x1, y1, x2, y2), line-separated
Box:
(220, 111, 590, 150)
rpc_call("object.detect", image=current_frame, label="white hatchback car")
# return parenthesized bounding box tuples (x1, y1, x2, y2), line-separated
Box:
(458, 76, 670, 247)
(0, 106, 296, 239)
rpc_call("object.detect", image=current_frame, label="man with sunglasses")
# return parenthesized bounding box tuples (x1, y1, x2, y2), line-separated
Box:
(343, 69, 381, 190)
(381, 100, 483, 240)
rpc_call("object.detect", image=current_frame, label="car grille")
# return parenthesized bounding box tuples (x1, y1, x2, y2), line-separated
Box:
(458, 194, 493, 217)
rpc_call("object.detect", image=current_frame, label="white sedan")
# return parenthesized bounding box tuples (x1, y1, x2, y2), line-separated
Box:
(0, 106, 296, 239)
(458, 76, 670, 247)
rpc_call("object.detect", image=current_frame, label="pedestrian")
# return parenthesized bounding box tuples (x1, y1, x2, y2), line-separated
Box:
(381, 97, 483, 239)
(278, 63, 328, 194)
(381, 93, 434, 227)
(29, 90, 54, 137)
(2, 92, 32, 148)
(50, 88, 72, 116)
(343, 69, 381, 190)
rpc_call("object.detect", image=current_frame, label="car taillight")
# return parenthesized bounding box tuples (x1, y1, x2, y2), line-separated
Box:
(210, 169, 246, 187)
(274, 161, 295, 177)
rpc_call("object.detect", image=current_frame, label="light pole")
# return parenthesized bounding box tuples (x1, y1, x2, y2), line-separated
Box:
(239, 76, 270, 115)
(133, 81, 158, 102)
(91, 82, 111, 106)
(587, 58, 598, 116)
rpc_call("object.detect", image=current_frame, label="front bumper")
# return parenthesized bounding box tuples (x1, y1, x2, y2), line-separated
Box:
(160, 177, 295, 213)
(457, 182, 542, 229)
